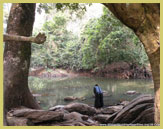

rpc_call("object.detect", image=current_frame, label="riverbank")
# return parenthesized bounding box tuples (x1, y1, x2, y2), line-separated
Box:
(7, 95, 155, 126)
(29, 62, 152, 79)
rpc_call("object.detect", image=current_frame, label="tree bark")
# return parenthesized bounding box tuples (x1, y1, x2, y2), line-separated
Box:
(3, 3, 40, 116)
(104, 3, 160, 124)
(3, 33, 46, 44)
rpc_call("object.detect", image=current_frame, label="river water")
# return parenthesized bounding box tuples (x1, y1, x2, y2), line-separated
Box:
(28, 76, 154, 110)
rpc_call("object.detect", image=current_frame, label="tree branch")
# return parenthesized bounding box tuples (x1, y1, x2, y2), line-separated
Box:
(3, 33, 46, 44)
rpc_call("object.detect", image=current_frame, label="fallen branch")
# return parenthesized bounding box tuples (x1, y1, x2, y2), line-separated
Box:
(3, 33, 46, 44)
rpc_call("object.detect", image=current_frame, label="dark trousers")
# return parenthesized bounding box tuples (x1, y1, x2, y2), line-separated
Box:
(94, 93, 104, 108)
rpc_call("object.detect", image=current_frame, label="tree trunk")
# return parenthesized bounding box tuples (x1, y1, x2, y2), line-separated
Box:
(104, 3, 160, 124)
(3, 3, 40, 115)
(148, 48, 160, 124)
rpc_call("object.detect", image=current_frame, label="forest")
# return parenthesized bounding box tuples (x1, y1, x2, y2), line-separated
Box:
(29, 5, 149, 71)
(3, 3, 160, 126)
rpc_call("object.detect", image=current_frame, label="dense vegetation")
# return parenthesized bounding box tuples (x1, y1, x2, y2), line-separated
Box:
(30, 6, 149, 71)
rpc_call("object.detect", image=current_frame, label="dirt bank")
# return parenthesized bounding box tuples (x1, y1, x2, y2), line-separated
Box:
(91, 62, 152, 79)
(29, 62, 152, 79)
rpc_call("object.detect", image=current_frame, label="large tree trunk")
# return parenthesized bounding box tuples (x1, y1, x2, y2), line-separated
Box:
(104, 3, 160, 124)
(3, 3, 40, 115)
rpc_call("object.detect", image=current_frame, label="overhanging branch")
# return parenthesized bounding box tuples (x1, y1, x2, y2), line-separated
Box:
(3, 33, 46, 44)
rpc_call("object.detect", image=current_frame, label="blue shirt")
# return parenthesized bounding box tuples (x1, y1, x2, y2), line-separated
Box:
(95, 86, 102, 94)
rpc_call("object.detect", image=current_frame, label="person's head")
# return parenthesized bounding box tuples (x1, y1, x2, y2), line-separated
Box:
(95, 84, 98, 86)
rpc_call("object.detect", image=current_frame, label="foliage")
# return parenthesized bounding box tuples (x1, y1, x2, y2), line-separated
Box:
(3, 4, 10, 33)
(80, 7, 148, 69)
(37, 3, 90, 19)
(31, 13, 79, 69)
(30, 5, 149, 71)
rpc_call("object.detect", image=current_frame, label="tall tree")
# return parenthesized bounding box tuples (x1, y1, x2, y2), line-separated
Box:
(3, 3, 40, 115)
(104, 3, 160, 124)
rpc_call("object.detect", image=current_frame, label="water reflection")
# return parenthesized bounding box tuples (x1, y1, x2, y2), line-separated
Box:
(28, 76, 154, 110)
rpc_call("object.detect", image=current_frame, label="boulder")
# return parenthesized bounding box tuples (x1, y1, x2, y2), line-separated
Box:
(63, 112, 88, 121)
(64, 96, 86, 101)
(32, 94, 42, 97)
(64, 103, 96, 116)
(52, 119, 98, 126)
(131, 107, 154, 124)
(9, 107, 64, 123)
(112, 94, 154, 124)
(51, 111, 97, 126)
(93, 114, 111, 124)
(120, 101, 130, 106)
(7, 116, 34, 126)
(126, 90, 137, 95)
(64, 96, 77, 101)
(99, 90, 112, 97)
(100, 105, 124, 114)
(49, 105, 65, 111)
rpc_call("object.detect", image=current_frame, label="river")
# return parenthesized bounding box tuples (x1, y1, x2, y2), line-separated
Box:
(28, 76, 154, 110)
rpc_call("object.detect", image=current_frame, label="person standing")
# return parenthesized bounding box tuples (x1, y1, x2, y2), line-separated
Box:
(94, 84, 104, 108)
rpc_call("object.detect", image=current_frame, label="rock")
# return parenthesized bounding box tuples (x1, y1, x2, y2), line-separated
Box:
(112, 94, 154, 124)
(56, 109, 70, 114)
(64, 103, 96, 116)
(63, 112, 88, 121)
(6, 94, 154, 126)
(120, 101, 130, 106)
(10, 107, 64, 123)
(7, 116, 34, 126)
(64, 96, 86, 101)
(103, 90, 108, 93)
(53, 119, 98, 126)
(64, 96, 77, 101)
(82, 115, 89, 121)
(126, 90, 137, 95)
(100, 105, 124, 114)
(106, 112, 119, 123)
(87, 118, 97, 124)
(49, 105, 65, 111)
(79, 97, 86, 101)
(101, 90, 112, 97)
(33, 94, 42, 97)
(37, 101, 41, 104)
(131, 107, 154, 124)
(52, 111, 97, 126)
(93, 114, 111, 124)
(102, 90, 108, 96)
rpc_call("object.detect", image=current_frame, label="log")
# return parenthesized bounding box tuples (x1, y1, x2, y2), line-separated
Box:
(3, 33, 46, 44)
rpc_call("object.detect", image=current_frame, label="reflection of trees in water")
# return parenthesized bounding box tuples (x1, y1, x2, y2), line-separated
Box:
(29, 77, 153, 109)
